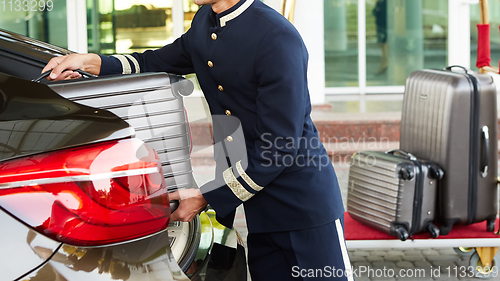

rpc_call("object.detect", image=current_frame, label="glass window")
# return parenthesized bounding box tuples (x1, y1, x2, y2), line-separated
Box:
(470, 0, 500, 70)
(324, 0, 359, 87)
(366, 0, 448, 86)
(87, 0, 199, 55)
(0, 0, 68, 48)
(0, 9, 25, 35)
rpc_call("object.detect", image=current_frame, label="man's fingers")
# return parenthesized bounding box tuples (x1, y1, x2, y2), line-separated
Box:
(170, 202, 188, 222)
(62, 70, 74, 80)
(62, 70, 82, 80)
(168, 189, 206, 222)
(47, 54, 83, 80)
(171, 212, 185, 222)
(170, 210, 181, 222)
(169, 189, 198, 200)
(41, 56, 64, 74)
(180, 188, 202, 200)
(71, 72, 82, 79)
(51, 63, 72, 80)
(169, 191, 180, 201)
(170, 206, 195, 222)
(42, 53, 101, 81)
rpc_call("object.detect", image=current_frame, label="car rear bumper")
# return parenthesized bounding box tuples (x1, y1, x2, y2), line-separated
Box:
(20, 211, 247, 281)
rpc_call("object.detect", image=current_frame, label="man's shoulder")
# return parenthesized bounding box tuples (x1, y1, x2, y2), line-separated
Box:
(248, 1, 289, 27)
(197, 4, 212, 14)
(190, 4, 212, 25)
(246, 0, 303, 49)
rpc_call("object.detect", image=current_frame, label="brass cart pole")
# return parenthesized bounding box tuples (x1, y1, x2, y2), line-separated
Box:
(471, 0, 500, 275)
(281, 0, 296, 23)
(480, 0, 489, 25)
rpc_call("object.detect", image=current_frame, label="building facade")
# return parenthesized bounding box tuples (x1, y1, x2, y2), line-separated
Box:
(0, 0, 498, 110)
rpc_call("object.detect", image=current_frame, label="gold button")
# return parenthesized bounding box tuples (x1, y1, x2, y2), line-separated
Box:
(225, 110, 231, 116)
(226, 136, 233, 142)
(211, 33, 217, 40)
(208, 61, 214, 68)
(218, 85, 224, 91)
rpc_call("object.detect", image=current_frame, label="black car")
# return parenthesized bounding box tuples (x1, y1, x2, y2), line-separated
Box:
(0, 28, 246, 281)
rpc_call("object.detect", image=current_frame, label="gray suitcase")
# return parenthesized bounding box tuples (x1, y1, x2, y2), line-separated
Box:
(48, 73, 196, 193)
(400, 66, 498, 234)
(347, 150, 443, 241)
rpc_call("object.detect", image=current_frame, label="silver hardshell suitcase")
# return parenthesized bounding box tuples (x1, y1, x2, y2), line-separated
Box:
(49, 73, 195, 193)
(347, 150, 443, 241)
(400, 67, 498, 235)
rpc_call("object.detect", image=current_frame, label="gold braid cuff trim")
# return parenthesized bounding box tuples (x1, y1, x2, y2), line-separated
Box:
(223, 166, 254, 202)
(124, 54, 141, 73)
(236, 161, 263, 192)
(111, 55, 132, 74)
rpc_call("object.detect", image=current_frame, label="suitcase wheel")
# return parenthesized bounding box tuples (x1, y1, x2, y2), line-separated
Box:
(440, 224, 453, 236)
(427, 224, 440, 238)
(486, 219, 495, 232)
(398, 166, 414, 181)
(394, 226, 409, 241)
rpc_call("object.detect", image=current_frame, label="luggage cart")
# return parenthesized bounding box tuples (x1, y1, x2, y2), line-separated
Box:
(344, 211, 500, 279)
(343, 2, 500, 278)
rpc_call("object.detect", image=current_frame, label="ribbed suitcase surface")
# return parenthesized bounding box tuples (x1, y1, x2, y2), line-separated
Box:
(400, 71, 451, 164)
(49, 73, 194, 191)
(400, 68, 498, 233)
(347, 151, 441, 240)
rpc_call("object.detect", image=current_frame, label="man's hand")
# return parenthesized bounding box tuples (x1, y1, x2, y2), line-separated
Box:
(169, 189, 208, 222)
(42, 53, 102, 81)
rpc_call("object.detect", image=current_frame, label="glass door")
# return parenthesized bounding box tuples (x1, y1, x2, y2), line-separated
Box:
(364, 0, 448, 87)
(324, 0, 359, 88)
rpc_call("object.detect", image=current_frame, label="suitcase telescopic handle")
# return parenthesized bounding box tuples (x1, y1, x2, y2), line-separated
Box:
(481, 126, 489, 178)
(385, 149, 417, 161)
(32, 69, 98, 83)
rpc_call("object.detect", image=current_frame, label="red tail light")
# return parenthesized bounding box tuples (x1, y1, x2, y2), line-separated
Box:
(0, 138, 170, 246)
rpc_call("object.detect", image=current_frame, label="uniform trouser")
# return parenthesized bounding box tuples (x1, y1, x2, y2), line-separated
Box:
(247, 216, 353, 281)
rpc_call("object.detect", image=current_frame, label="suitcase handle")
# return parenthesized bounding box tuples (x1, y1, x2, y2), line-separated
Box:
(385, 149, 417, 161)
(481, 126, 489, 178)
(444, 65, 469, 74)
(32, 69, 97, 83)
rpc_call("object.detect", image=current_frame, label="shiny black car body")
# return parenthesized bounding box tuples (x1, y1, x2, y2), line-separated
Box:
(0, 28, 246, 281)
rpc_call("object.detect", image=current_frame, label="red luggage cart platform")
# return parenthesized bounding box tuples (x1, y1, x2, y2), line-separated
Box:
(344, 212, 500, 275)
(344, 212, 500, 248)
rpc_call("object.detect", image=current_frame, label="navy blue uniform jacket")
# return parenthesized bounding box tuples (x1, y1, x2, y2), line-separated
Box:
(100, 0, 345, 233)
